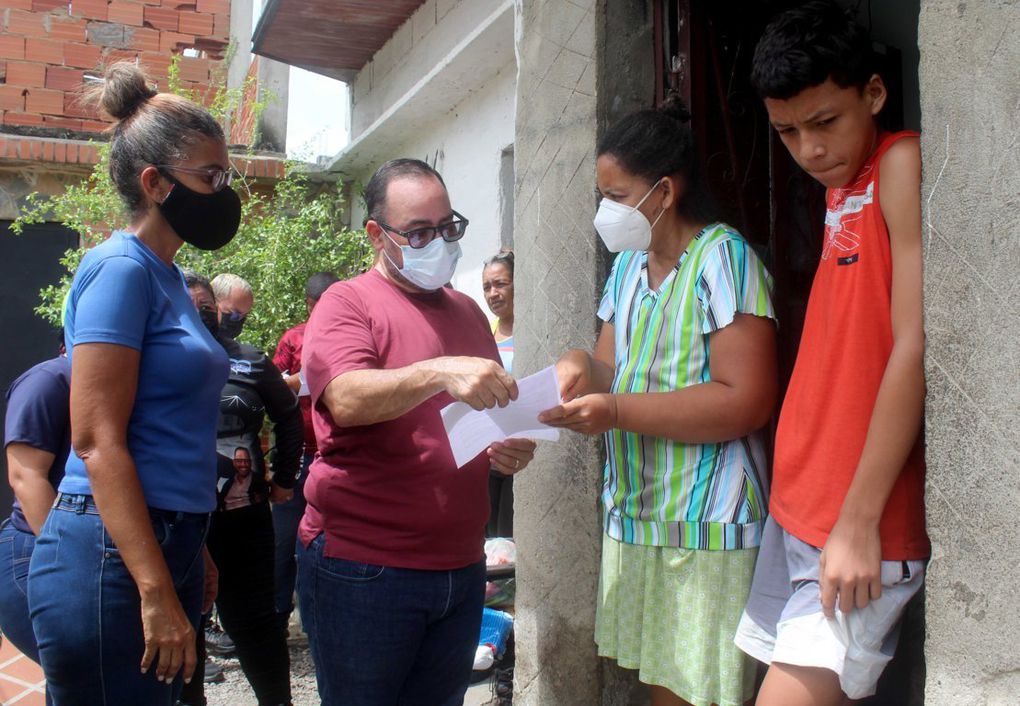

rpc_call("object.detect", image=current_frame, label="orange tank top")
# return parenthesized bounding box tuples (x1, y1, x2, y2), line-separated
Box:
(771, 131, 930, 561)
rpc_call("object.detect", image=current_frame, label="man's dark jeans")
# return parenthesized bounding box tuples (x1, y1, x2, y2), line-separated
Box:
(297, 533, 485, 706)
(272, 453, 311, 622)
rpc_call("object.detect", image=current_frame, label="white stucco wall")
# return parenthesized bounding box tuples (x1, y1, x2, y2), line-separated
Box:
(350, 0, 512, 138)
(348, 67, 515, 307)
(340, 0, 517, 310)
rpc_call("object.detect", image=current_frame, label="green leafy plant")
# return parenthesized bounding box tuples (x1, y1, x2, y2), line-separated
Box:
(11, 57, 372, 354)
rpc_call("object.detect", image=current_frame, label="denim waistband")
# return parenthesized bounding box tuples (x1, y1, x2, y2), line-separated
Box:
(54, 493, 209, 524)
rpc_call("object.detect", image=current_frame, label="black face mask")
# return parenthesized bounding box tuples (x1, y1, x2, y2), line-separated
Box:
(218, 313, 246, 340)
(199, 307, 219, 336)
(158, 173, 241, 251)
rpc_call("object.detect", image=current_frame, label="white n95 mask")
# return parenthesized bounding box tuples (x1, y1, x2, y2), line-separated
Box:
(593, 180, 665, 252)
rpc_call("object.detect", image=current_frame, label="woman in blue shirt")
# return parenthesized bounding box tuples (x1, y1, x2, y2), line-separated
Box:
(28, 62, 241, 705)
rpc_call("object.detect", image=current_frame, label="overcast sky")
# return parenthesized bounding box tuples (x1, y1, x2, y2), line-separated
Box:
(286, 68, 350, 162)
(251, 0, 350, 162)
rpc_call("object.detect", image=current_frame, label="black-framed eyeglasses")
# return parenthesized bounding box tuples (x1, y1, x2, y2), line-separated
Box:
(156, 165, 237, 191)
(377, 211, 469, 249)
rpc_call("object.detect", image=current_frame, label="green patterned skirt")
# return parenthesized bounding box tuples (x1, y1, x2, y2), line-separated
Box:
(595, 534, 758, 706)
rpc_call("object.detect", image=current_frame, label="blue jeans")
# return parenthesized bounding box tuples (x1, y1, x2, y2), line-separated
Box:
(297, 534, 486, 706)
(0, 519, 39, 661)
(28, 494, 208, 706)
(272, 453, 311, 619)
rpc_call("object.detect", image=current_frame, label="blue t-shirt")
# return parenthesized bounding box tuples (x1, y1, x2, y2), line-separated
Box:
(59, 231, 229, 513)
(4, 356, 71, 532)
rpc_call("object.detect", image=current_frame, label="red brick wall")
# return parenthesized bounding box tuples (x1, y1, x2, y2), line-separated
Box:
(0, 0, 230, 133)
(0, 132, 287, 179)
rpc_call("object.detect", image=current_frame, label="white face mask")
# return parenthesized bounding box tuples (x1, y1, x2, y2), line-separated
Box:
(383, 231, 462, 291)
(593, 180, 665, 252)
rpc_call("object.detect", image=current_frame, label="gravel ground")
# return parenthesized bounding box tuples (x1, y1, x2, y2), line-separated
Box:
(203, 622, 502, 706)
(205, 629, 320, 706)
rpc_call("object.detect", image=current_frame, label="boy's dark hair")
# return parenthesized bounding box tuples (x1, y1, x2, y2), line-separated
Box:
(363, 158, 446, 225)
(751, 0, 876, 100)
(597, 96, 717, 223)
(305, 271, 340, 301)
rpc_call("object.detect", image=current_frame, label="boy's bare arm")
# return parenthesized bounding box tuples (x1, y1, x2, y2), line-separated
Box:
(820, 136, 926, 617)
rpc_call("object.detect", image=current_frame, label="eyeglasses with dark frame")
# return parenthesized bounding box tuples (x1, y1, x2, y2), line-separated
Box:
(376, 211, 470, 249)
(156, 165, 237, 192)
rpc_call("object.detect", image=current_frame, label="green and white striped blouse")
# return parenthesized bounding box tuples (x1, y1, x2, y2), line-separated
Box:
(598, 223, 775, 550)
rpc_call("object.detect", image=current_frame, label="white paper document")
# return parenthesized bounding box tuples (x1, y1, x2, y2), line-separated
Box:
(284, 370, 310, 397)
(441, 365, 562, 468)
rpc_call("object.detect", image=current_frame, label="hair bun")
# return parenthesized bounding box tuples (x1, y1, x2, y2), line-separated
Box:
(97, 62, 156, 121)
(659, 93, 692, 124)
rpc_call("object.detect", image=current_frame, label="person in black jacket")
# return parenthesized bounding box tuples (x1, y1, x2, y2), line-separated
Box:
(180, 272, 302, 706)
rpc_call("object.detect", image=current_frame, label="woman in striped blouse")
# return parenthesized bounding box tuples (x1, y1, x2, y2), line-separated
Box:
(540, 99, 778, 706)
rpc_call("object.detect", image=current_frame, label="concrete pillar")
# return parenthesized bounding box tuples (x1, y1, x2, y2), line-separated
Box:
(256, 57, 289, 152)
(512, 1, 653, 703)
(227, 0, 253, 91)
(918, 2, 1020, 704)
(228, 0, 288, 152)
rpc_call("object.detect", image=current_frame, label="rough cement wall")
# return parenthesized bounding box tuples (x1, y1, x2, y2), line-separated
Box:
(256, 57, 289, 152)
(919, 3, 1020, 705)
(512, 1, 652, 704)
(227, 0, 254, 92)
(512, 2, 603, 701)
(349, 0, 507, 137)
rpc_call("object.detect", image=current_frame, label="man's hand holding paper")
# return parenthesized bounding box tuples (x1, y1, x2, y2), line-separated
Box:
(441, 365, 562, 468)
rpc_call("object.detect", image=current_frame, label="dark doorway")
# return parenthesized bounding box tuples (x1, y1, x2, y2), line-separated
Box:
(652, 1, 924, 704)
(0, 221, 76, 511)
(654, 0, 919, 390)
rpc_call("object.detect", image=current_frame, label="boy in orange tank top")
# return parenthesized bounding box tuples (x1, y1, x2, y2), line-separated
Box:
(734, 2, 929, 704)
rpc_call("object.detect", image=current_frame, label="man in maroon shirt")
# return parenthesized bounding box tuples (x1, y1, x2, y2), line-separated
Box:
(299, 158, 536, 706)
(271, 270, 338, 630)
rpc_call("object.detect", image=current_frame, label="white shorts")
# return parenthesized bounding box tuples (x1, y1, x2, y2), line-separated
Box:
(733, 516, 925, 699)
